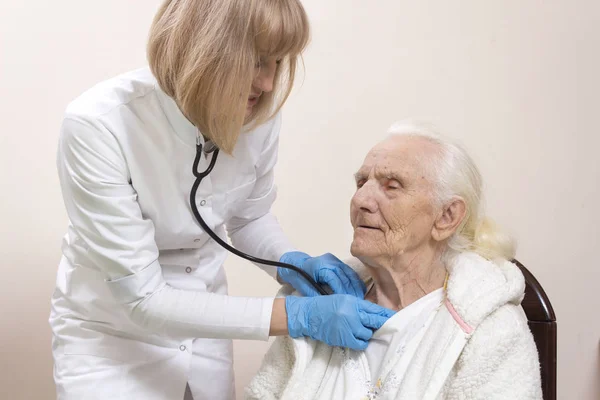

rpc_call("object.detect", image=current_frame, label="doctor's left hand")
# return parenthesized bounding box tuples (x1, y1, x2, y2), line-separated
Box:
(278, 252, 366, 298)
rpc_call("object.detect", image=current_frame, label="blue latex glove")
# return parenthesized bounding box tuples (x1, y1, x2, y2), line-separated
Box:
(285, 294, 395, 350)
(279, 252, 366, 297)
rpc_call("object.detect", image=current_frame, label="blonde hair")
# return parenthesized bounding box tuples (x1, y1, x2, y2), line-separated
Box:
(387, 121, 516, 261)
(148, 0, 310, 154)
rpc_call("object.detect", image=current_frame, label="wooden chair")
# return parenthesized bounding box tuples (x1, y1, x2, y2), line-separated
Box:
(512, 259, 557, 400)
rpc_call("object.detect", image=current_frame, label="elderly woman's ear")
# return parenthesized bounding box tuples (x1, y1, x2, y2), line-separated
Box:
(431, 197, 467, 242)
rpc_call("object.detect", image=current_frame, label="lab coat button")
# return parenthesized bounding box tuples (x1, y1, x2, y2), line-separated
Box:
(185, 267, 192, 273)
(179, 345, 186, 352)
(194, 239, 201, 243)
(200, 200, 207, 206)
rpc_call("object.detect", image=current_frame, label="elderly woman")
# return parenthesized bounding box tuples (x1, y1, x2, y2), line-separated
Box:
(246, 122, 543, 400)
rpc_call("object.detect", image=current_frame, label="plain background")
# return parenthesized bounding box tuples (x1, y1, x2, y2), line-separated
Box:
(1, 1, 598, 399)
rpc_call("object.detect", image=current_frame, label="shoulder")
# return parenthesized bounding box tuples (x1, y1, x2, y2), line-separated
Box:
(60, 68, 161, 152)
(468, 303, 533, 349)
(446, 253, 526, 329)
(64, 67, 158, 123)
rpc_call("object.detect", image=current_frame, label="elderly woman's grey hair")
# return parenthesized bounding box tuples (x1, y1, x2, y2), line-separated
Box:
(387, 120, 516, 262)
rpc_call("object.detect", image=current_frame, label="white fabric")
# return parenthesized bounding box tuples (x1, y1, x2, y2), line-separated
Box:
(309, 289, 444, 400)
(50, 67, 295, 400)
(246, 253, 543, 400)
(365, 288, 444, 380)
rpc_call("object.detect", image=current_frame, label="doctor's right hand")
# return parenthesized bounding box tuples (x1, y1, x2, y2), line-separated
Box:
(285, 294, 395, 350)
(278, 252, 366, 298)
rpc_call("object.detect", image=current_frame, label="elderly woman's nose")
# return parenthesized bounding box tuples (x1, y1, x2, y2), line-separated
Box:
(353, 184, 378, 212)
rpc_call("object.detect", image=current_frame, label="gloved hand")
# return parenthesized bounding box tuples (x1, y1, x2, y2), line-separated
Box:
(285, 294, 395, 350)
(279, 252, 366, 297)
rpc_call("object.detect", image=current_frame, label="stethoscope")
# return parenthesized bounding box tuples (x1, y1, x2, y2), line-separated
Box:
(190, 136, 332, 296)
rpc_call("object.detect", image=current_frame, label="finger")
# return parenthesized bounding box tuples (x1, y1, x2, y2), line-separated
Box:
(347, 337, 369, 351)
(320, 253, 341, 263)
(281, 271, 318, 297)
(297, 281, 320, 297)
(277, 268, 296, 285)
(353, 324, 374, 341)
(358, 300, 396, 318)
(359, 310, 392, 331)
(279, 268, 322, 297)
(330, 266, 361, 297)
(319, 269, 353, 295)
(280, 251, 311, 268)
(313, 268, 348, 295)
(338, 264, 367, 297)
(320, 255, 366, 298)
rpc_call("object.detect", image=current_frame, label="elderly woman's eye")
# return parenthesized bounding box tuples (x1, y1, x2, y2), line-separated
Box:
(386, 180, 401, 190)
(356, 179, 366, 188)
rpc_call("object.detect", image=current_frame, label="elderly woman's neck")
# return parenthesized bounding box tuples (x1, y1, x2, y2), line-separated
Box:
(365, 249, 447, 311)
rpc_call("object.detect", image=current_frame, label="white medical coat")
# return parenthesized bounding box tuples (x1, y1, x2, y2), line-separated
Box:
(50, 68, 295, 399)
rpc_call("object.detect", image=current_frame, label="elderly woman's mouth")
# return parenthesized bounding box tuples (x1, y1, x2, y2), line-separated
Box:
(357, 225, 381, 231)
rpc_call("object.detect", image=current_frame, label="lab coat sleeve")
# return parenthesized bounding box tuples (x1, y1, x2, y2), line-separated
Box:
(57, 115, 273, 341)
(226, 112, 296, 279)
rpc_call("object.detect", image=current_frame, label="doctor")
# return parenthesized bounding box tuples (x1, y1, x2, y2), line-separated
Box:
(49, 0, 394, 399)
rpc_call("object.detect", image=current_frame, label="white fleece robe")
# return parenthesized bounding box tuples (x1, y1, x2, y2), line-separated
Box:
(245, 253, 543, 400)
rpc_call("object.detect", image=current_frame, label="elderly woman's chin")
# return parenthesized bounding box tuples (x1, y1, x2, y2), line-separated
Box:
(350, 230, 378, 265)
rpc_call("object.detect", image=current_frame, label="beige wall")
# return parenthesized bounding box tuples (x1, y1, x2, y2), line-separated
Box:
(1, 1, 598, 399)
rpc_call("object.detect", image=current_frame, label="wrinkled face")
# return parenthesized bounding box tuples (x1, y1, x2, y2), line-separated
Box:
(350, 136, 441, 266)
